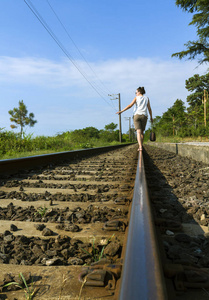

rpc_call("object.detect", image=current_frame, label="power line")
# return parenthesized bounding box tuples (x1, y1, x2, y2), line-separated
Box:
(24, 0, 114, 109)
(45, 0, 117, 111)
(46, 0, 112, 97)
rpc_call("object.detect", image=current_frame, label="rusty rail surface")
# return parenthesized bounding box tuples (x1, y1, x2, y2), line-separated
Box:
(118, 151, 167, 300)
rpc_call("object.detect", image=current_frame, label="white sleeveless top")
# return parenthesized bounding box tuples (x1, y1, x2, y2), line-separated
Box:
(133, 96, 149, 116)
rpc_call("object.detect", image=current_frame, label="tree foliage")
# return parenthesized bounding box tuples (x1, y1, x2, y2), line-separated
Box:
(99, 122, 119, 142)
(155, 99, 187, 136)
(0, 122, 123, 158)
(8, 100, 37, 138)
(153, 72, 209, 137)
(172, 0, 209, 64)
(104, 122, 118, 132)
(59, 123, 120, 147)
(185, 73, 209, 108)
(70, 126, 100, 142)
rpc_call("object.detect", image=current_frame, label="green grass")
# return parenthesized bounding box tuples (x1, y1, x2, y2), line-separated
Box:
(79, 234, 115, 263)
(145, 134, 209, 144)
(3, 272, 36, 300)
(35, 206, 48, 217)
(0, 126, 137, 160)
(0, 142, 124, 160)
(0, 149, 59, 160)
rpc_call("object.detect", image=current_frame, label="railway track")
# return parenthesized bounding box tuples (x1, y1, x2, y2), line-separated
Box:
(144, 144, 209, 300)
(0, 144, 140, 300)
(3, 143, 208, 300)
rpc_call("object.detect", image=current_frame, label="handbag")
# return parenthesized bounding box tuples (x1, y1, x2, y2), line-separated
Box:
(150, 131, 156, 142)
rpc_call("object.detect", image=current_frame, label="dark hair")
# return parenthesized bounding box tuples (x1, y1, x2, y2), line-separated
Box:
(137, 87, 146, 95)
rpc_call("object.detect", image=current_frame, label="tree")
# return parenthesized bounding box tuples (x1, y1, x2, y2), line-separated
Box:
(104, 122, 118, 132)
(69, 126, 100, 142)
(155, 99, 187, 136)
(99, 123, 119, 142)
(171, 99, 187, 135)
(172, 0, 209, 64)
(184, 73, 209, 129)
(152, 116, 161, 128)
(8, 100, 37, 138)
(185, 73, 209, 124)
(159, 109, 174, 136)
(185, 73, 209, 108)
(84, 127, 100, 138)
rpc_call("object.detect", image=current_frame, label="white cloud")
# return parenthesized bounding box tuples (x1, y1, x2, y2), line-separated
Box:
(0, 55, 207, 135)
(0, 56, 82, 87)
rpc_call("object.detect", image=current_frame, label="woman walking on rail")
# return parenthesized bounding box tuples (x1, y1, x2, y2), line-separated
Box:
(116, 86, 153, 151)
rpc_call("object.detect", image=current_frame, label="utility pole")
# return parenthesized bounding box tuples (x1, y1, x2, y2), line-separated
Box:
(173, 115, 175, 136)
(124, 117, 131, 141)
(203, 89, 208, 127)
(108, 93, 122, 143)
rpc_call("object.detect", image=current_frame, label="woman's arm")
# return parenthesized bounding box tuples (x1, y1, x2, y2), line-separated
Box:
(116, 98, 136, 115)
(147, 99, 153, 123)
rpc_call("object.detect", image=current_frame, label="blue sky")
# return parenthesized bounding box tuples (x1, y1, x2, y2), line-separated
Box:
(0, 0, 208, 136)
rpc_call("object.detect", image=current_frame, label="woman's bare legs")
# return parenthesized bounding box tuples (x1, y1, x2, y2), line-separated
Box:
(137, 129, 144, 151)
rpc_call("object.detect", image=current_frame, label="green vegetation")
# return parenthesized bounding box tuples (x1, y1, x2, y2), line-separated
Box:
(35, 206, 48, 217)
(0, 123, 132, 160)
(8, 100, 37, 139)
(3, 272, 36, 300)
(172, 0, 209, 64)
(79, 241, 106, 262)
(167, 0, 209, 141)
(79, 234, 115, 263)
(146, 72, 209, 140)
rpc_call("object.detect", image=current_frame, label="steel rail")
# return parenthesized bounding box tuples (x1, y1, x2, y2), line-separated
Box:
(0, 144, 133, 175)
(118, 151, 167, 300)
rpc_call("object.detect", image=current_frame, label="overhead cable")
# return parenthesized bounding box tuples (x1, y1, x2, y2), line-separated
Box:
(46, 0, 112, 97)
(24, 0, 114, 109)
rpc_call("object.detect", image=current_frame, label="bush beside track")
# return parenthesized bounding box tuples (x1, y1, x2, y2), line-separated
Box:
(0, 126, 134, 159)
